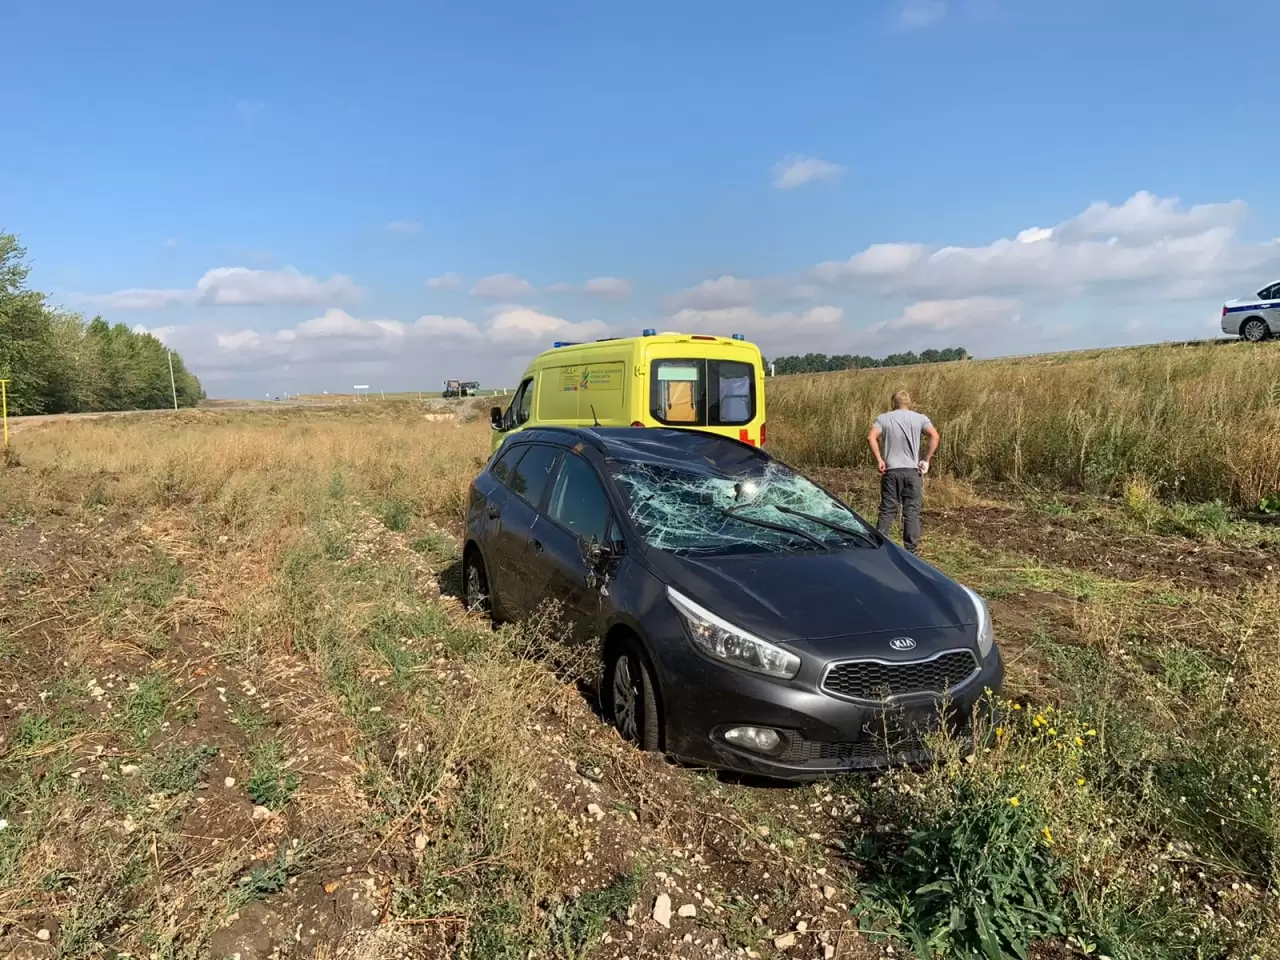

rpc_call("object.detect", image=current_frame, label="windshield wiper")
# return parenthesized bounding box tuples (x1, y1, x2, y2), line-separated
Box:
(772, 505, 880, 548)
(718, 507, 830, 551)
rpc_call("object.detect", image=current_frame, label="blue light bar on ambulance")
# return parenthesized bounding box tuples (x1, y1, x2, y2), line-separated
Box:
(552, 341, 581, 348)
(642, 328, 656, 336)
(731, 333, 745, 340)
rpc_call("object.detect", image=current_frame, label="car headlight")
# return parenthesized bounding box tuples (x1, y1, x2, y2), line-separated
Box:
(667, 587, 800, 679)
(963, 586, 995, 659)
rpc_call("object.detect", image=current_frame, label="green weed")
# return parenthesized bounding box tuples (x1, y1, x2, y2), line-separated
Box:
(378, 499, 414, 532)
(550, 871, 642, 960)
(857, 779, 1066, 959)
(123, 674, 176, 746)
(147, 743, 219, 795)
(245, 739, 300, 810)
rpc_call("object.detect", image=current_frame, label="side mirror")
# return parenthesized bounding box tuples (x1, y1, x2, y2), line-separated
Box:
(490, 406, 504, 430)
(579, 536, 610, 565)
(580, 536, 621, 594)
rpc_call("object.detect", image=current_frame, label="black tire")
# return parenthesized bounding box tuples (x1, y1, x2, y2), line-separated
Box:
(462, 548, 493, 618)
(1242, 318, 1270, 343)
(606, 640, 662, 753)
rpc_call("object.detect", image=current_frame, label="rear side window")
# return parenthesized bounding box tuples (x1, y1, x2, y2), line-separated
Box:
(1260, 284, 1280, 301)
(508, 444, 560, 507)
(547, 453, 612, 543)
(650, 358, 755, 427)
(491, 444, 525, 487)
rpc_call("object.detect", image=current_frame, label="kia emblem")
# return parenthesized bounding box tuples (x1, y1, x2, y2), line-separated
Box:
(889, 636, 917, 652)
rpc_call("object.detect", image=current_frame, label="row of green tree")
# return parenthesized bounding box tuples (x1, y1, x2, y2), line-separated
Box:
(0, 233, 204, 415)
(767, 347, 969, 375)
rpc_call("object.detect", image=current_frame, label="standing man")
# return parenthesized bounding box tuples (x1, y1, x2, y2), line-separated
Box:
(868, 390, 940, 554)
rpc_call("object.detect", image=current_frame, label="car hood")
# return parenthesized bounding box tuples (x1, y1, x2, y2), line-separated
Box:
(648, 543, 977, 643)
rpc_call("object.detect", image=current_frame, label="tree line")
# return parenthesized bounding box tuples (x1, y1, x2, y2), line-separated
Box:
(767, 347, 969, 375)
(0, 233, 204, 415)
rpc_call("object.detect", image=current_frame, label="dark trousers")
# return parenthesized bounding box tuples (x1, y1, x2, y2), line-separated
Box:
(877, 468, 923, 553)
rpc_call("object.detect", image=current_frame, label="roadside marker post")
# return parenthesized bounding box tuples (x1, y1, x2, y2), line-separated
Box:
(1, 379, 8, 447)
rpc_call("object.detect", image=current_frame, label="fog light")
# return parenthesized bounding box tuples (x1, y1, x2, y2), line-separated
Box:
(724, 726, 782, 754)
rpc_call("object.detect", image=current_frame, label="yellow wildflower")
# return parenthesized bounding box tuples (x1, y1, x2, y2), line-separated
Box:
(1042, 826, 1054, 845)
(1013, 703, 1022, 711)
(1008, 796, 1020, 807)
(1085, 729, 1097, 737)
(1074, 736, 1084, 746)
(1077, 778, 1086, 786)
(1033, 715, 1046, 727)
(1048, 727, 1057, 736)
(996, 726, 1004, 738)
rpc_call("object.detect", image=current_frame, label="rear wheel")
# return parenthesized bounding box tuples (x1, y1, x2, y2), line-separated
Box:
(606, 641, 662, 752)
(1242, 318, 1270, 342)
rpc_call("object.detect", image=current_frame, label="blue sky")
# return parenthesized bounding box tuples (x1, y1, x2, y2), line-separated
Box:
(3, 0, 1278, 396)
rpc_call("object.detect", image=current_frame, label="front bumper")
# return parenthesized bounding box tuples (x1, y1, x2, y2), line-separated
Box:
(662, 646, 1004, 780)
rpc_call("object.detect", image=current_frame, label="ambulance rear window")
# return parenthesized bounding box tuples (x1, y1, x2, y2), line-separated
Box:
(650, 359, 755, 427)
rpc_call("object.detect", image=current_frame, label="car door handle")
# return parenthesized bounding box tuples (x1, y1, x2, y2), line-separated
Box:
(528, 537, 543, 553)
(486, 504, 501, 519)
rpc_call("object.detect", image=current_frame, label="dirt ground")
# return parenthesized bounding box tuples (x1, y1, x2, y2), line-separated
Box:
(2, 412, 1276, 959)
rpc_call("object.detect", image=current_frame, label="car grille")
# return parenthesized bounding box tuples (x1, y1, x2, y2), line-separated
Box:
(777, 734, 928, 765)
(775, 719, 976, 768)
(821, 650, 979, 702)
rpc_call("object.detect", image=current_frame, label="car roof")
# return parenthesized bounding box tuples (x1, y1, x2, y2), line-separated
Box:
(509, 426, 771, 472)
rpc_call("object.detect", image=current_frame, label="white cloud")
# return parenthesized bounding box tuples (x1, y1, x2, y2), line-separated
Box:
(386, 220, 424, 234)
(208, 305, 589, 371)
(288, 308, 403, 341)
(164, 238, 179, 248)
(85, 288, 188, 310)
(870, 297, 1021, 334)
(670, 304, 844, 339)
(666, 275, 757, 310)
(545, 277, 634, 298)
(773, 155, 845, 190)
(216, 330, 264, 351)
(811, 191, 1280, 301)
(413, 314, 482, 339)
(82, 266, 362, 311)
(470, 273, 535, 299)
(897, 0, 947, 28)
(426, 272, 462, 290)
(195, 267, 361, 306)
(130, 323, 177, 344)
(583, 277, 632, 299)
(487, 307, 609, 345)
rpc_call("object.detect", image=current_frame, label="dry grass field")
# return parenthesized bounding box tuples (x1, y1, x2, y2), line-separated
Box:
(1, 353, 1279, 959)
(768, 341, 1280, 509)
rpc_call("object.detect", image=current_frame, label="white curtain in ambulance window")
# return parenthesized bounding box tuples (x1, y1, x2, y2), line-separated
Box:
(718, 375, 750, 423)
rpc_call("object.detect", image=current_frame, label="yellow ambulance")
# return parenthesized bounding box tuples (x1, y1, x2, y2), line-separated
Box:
(489, 329, 767, 452)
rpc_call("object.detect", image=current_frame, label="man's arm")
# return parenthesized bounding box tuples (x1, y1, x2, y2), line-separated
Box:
(921, 424, 940, 472)
(867, 424, 886, 474)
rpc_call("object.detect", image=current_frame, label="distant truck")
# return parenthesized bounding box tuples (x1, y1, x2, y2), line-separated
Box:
(443, 379, 481, 398)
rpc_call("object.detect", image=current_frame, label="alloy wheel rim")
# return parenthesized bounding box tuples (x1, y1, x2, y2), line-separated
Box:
(465, 564, 484, 611)
(1245, 320, 1266, 342)
(613, 656, 638, 741)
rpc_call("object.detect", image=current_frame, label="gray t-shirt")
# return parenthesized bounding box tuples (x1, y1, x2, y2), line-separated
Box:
(874, 409, 933, 470)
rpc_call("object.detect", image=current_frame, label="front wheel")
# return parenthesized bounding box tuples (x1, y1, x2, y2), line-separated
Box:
(462, 549, 492, 618)
(606, 642, 662, 753)
(1242, 318, 1270, 342)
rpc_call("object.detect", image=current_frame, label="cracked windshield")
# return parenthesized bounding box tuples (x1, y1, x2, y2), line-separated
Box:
(611, 460, 872, 553)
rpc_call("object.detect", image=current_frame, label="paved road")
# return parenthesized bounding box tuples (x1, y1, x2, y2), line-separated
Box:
(4, 400, 330, 437)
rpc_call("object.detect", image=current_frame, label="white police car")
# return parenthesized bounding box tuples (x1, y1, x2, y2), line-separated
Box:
(1222, 282, 1280, 342)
